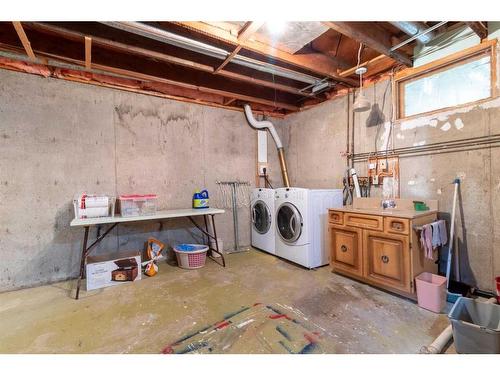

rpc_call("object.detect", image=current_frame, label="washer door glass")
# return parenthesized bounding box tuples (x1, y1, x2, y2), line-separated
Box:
(277, 202, 302, 243)
(252, 200, 271, 234)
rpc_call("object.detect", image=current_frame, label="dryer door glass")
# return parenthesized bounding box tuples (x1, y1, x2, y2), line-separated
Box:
(252, 200, 271, 234)
(277, 202, 302, 243)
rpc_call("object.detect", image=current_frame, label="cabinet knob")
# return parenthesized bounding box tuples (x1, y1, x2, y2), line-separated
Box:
(392, 222, 403, 230)
(340, 245, 348, 253)
(381, 255, 389, 263)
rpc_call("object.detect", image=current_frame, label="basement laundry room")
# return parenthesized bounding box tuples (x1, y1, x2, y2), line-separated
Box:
(1, 1, 500, 371)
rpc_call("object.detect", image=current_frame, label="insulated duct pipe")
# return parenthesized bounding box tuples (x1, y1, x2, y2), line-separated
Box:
(102, 22, 323, 86)
(390, 22, 437, 44)
(243, 104, 290, 188)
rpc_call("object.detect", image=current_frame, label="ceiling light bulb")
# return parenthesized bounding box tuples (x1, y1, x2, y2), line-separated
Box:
(266, 21, 286, 34)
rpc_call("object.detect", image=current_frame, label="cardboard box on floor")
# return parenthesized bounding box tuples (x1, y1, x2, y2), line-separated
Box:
(86, 251, 141, 291)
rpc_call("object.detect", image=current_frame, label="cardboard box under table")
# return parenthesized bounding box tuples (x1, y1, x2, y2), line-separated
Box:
(86, 251, 141, 291)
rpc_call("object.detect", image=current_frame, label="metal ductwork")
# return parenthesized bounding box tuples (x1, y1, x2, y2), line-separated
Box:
(390, 22, 437, 44)
(102, 22, 325, 87)
(243, 104, 290, 188)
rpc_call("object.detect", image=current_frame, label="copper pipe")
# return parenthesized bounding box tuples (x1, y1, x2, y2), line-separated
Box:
(277, 147, 290, 188)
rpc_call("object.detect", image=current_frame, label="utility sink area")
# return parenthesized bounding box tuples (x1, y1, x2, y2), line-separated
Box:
(328, 197, 439, 299)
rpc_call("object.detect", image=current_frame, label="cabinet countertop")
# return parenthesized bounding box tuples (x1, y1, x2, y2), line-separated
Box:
(329, 206, 437, 219)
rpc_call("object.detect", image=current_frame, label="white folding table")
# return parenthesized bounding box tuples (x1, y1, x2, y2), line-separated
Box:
(70, 208, 225, 299)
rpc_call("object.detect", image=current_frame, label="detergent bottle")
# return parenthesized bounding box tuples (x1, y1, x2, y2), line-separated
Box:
(192, 189, 209, 209)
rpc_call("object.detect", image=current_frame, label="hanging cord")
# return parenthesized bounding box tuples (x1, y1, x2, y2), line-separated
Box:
(263, 169, 274, 189)
(356, 43, 364, 88)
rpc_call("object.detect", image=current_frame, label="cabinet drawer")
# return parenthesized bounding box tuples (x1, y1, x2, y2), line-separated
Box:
(344, 213, 383, 231)
(329, 210, 344, 225)
(329, 225, 363, 277)
(363, 231, 411, 293)
(384, 217, 409, 235)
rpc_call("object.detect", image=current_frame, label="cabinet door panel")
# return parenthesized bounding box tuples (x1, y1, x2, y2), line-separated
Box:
(329, 225, 363, 277)
(363, 230, 411, 293)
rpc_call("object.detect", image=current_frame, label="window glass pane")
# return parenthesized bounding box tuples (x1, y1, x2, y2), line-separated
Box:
(403, 55, 491, 117)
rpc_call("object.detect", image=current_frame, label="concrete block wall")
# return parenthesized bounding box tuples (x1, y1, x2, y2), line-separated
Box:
(0, 69, 285, 292)
(284, 74, 500, 293)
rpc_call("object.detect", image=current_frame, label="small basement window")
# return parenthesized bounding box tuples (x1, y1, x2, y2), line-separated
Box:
(396, 43, 496, 119)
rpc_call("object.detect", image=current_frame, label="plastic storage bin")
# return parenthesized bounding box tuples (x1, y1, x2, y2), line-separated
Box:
(448, 297, 500, 354)
(173, 244, 209, 269)
(119, 194, 157, 217)
(73, 194, 115, 219)
(415, 272, 447, 313)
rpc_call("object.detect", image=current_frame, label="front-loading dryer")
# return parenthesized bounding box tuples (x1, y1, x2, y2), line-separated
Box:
(250, 188, 275, 254)
(275, 187, 343, 268)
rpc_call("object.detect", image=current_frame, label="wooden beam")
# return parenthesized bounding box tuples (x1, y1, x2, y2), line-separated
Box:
(237, 21, 264, 42)
(24, 22, 310, 97)
(84, 36, 92, 69)
(12, 22, 36, 60)
(0, 36, 299, 112)
(174, 22, 358, 86)
(322, 22, 412, 67)
(90, 63, 299, 111)
(3, 33, 299, 111)
(339, 54, 393, 77)
(214, 22, 264, 73)
(466, 22, 488, 40)
(214, 45, 241, 73)
(224, 98, 237, 105)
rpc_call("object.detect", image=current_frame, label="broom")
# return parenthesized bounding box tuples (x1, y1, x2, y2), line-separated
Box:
(445, 178, 470, 303)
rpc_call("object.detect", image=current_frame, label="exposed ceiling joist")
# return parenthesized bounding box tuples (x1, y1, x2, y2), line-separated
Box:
(214, 45, 241, 73)
(214, 21, 264, 73)
(322, 22, 413, 67)
(24, 22, 310, 98)
(339, 54, 392, 77)
(466, 22, 488, 40)
(237, 21, 265, 42)
(0, 33, 299, 111)
(174, 21, 358, 86)
(90, 63, 299, 111)
(84, 36, 92, 70)
(11, 22, 36, 60)
(224, 97, 237, 105)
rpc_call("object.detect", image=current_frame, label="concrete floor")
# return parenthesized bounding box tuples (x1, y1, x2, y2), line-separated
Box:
(0, 249, 452, 353)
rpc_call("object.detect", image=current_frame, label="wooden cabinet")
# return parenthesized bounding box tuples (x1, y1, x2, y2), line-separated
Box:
(329, 208, 437, 300)
(329, 225, 363, 277)
(364, 230, 411, 293)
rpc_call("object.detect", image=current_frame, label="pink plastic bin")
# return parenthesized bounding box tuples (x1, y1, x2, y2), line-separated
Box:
(415, 272, 447, 313)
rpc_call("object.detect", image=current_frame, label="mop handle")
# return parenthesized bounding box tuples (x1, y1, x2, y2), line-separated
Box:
(446, 178, 460, 289)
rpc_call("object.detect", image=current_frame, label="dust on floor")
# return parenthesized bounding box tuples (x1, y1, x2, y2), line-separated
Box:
(0, 249, 450, 353)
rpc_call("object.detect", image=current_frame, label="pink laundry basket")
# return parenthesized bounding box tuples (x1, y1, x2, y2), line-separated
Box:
(415, 272, 447, 313)
(173, 244, 209, 269)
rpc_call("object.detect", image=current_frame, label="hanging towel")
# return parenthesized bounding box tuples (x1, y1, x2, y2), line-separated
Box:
(431, 221, 441, 248)
(437, 220, 448, 246)
(420, 224, 434, 260)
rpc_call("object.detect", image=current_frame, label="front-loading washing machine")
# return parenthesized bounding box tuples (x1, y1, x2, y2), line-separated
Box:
(250, 188, 275, 254)
(274, 187, 343, 268)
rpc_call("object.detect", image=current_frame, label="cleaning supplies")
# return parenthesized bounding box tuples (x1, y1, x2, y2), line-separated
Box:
(413, 200, 429, 211)
(193, 189, 209, 209)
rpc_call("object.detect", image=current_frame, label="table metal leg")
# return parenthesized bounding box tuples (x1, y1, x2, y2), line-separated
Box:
(203, 215, 210, 249)
(187, 215, 225, 267)
(209, 214, 225, 267)
(75, 226, 89, 300)
(74, 222, 118, 300)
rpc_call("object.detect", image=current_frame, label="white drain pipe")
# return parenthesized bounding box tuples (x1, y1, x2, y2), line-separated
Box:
(243, 104, 290, 187)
